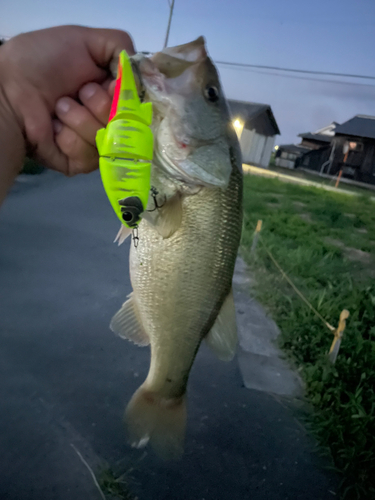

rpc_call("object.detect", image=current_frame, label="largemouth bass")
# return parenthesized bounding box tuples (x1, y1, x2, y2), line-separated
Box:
(110, 37, 243, 458)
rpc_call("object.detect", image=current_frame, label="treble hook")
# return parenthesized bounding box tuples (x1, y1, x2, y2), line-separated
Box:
(147, 186, 166, 212)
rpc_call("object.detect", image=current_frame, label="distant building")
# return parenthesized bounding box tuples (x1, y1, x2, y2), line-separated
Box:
(298, 132, 333, 150)
(228, 99, 280, 168)
(276, 122, 337, 170)
(275, 144, 310, 169)
(320, 115, 375, 184)
(314, 122, 339, 137)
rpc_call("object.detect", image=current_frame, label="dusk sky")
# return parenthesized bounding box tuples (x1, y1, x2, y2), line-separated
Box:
(1, 0, 375, 145)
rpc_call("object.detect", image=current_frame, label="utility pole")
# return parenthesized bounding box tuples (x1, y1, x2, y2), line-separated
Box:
(163, 0, 175, 48)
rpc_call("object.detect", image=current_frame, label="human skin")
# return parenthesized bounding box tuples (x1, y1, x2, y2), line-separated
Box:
(0, 25, 135, 205)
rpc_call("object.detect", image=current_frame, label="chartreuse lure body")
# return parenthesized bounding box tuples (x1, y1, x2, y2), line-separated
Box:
(96, 50, 153, 228)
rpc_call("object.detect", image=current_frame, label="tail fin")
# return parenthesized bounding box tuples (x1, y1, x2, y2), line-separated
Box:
(125, 385, 187, 460)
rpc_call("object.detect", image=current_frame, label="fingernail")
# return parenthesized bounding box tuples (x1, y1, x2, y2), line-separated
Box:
(80, 83, 97, 100)
(53, 119, 63, 134)
(56, 97, 70, 114)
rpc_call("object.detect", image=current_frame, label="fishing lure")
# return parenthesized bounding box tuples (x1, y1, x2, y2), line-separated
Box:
(96, 50, 153, 228)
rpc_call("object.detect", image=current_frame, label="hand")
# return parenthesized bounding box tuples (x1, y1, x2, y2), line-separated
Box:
(0, 25, 134, 176)
(53, 80, 115, 176)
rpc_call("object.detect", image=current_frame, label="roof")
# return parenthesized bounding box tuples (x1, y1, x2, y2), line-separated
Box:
(278, 144, 310, 155)
(298, 132, 332, 143)
(334, 115, 375, 140)
(314, 122, 339, 136)
(228, 99, 280, 136)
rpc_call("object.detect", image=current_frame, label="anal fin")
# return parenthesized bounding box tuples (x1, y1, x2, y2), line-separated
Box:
(110, 293, 149, 346)
(205, 288, 237, 361)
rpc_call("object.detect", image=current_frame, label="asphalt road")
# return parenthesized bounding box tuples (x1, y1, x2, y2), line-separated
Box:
(0, 170, 338, 500)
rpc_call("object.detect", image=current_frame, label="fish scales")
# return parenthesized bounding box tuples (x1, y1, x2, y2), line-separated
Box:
(130, 166, 242, 399)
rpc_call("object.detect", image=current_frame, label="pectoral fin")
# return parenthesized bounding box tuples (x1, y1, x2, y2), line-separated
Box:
(157, 193, 182, 238)
(146, 193, 182, 239)
(110, 293, 149, 346)
(205, 289, 237, 361)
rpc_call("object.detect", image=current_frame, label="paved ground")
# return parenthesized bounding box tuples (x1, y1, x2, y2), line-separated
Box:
(0, 170, 338, 500)
(234, 258, 304, 398)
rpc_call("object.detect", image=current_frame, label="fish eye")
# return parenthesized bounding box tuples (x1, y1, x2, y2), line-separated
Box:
(205, 85, 219, 103)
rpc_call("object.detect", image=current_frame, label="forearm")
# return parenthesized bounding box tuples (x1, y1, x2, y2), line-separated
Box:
(0, 85, 25, 205)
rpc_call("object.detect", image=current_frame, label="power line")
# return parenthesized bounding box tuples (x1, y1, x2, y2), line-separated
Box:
(219, 63, 375, 88)
(215, 60, 375, 81)
(132, 52, 375, 86)
(2, 32, 371, 85)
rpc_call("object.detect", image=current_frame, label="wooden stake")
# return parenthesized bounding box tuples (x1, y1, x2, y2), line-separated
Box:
(335, 169, 343, 188)
(250, 220, 263, 256)
(329, 309, 349, 364)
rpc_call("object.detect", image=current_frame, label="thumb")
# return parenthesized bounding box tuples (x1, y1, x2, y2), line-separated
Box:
(84, 28, 136, 69)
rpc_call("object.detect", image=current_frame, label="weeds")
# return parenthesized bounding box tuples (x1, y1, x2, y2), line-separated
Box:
(98, 467, 137, 500)
(241, 174, 375, 499)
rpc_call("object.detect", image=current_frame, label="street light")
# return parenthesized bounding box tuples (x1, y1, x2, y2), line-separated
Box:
(233, 118, 244, 140)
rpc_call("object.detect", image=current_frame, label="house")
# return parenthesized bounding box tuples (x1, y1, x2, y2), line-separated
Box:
(315, 122, 339, 137)
(298, 132, 333, 150)
(302, 115, 375, 185)
(298, 121, 338, 149)
(275, 122, 337, 169)
(228, 99, 280, 168)
(275, 144, 310, 169)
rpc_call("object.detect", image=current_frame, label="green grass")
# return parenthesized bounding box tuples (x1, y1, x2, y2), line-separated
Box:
(98, 465, 138, 500)
(241, 174, 375, 499)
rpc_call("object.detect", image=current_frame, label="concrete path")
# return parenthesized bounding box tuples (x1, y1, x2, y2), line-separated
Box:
(0, 170, 338, 500)
(234, 258, 303, 398)
(243, 163, 374, 198)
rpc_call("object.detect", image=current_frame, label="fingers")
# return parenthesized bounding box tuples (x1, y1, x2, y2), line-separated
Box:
(100, 76, 115, 92)
(21, 92, 99, 177)
(19, 90, 70, 174)
(108, 79, 116, 97)
(55, 96, 103, 145)
(79, 82, 112, 124)
(53, 82, 114, 176)
(55, 124, 99, 176)
(85, 28, 135, 68)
